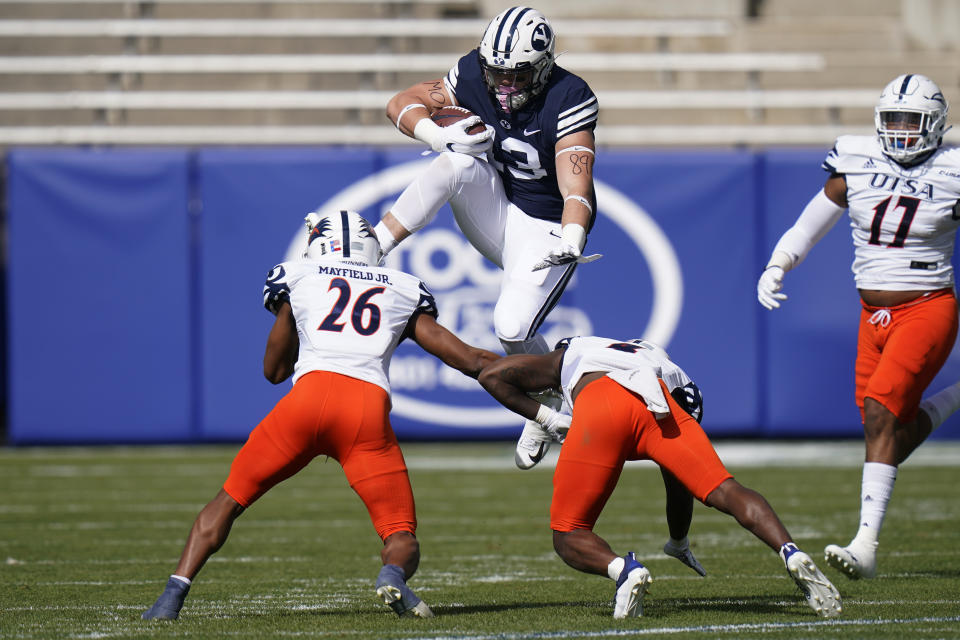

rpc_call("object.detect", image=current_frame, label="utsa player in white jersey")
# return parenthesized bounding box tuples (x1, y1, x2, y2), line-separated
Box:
(377, 6, 599, 469)
(758, 74, 960, 580)
(142, 211, 499, 621)
(477, 337, 842, 618)
(529, 336, 713, 583)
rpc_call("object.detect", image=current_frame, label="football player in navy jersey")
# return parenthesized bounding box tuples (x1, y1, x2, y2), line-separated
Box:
(378, 6, 600, 469)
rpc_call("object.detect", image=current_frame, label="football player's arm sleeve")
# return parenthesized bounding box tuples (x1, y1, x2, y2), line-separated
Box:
(767, 180, 847, 272)
(409, 312, 500, 379)
(758, 176, 847, 310)
(477, 352, 563, 421)
(263, 302, 298, 384)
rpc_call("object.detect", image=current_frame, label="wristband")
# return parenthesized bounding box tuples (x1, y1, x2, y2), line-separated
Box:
(764, 251, 793, 272)
(555, 145, 595, 158)
(563, 195, 593, 214)
(395, 103, 428, 131)
(560, 223, 587, 252)
(412, 117, 444, 152)
(373, 220, 398, 255)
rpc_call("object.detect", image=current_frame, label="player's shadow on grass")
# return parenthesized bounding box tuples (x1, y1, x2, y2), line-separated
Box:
(426, 594, 787, 618)
(648, 594, 796, 617)
(427, 601, 568, 616)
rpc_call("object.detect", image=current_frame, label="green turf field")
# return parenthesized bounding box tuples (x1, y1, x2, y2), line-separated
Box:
(1, 442, 959, 639)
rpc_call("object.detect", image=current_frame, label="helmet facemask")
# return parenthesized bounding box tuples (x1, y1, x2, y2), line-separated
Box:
(478, 7, 555, 113)
(480, 63, 540, 112)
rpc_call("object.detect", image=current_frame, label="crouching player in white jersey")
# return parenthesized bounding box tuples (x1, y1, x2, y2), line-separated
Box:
(377, 7, 600, 469)
(142, 210, 500, 621)
(478, 337, 842, 618)
(758, 73, 960, 580)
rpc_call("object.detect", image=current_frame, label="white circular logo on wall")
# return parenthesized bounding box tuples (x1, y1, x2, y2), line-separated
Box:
(286, 159, 683, 426)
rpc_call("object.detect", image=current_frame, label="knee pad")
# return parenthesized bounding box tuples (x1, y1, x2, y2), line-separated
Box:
(493, 304, 530, 345)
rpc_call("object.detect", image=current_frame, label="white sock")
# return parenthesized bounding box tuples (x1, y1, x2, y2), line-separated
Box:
(850, 462, 897, 549)
(170, 574, 192, 586)
(607, 556, 625, 581)
(919, 380, 960, 431)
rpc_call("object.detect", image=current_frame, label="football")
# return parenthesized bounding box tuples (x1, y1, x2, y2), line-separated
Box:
(430, 106, 486, 135)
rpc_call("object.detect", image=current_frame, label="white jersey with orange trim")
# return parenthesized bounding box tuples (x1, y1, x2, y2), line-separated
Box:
(557, 337, 702, 422)
(822, 135, 960, 291)
(262, 259, 438, 393)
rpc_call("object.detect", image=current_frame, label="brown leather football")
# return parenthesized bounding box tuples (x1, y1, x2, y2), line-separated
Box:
(430, 106, 486, 135)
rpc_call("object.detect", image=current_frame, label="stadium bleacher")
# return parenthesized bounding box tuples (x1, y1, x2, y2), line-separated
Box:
(0, 0, 958, 146)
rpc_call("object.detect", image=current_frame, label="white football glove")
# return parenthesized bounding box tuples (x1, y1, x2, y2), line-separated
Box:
(414, 117, 494, 157)
(533, 223, 603, 271)
(757, 265, 787, 310)
(535, 404, 571, 443)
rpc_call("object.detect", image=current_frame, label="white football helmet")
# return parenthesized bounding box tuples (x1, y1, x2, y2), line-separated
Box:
(875, 73, 949, 165)
(478, 6, 555, 113)
(303, 209, 382, 266)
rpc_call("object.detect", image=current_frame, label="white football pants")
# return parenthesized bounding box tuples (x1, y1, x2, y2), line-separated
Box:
(390, 151, 576, 355)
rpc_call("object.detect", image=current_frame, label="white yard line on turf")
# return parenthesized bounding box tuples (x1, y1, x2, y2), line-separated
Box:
(404, 441, 960, 470)
(401, 615, 960, 639)
(3, 441, 958, 470)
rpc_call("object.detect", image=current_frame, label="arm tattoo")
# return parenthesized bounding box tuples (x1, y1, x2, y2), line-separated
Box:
(424, 80, 446, 106)
(568, 153, 593, 176)
(500, 363, 532, 387)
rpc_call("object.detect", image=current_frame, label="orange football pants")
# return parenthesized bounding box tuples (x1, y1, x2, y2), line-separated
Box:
(223, 370, 416, 541)
(856, 288, 958, 423)
(551, 377, 732, 532)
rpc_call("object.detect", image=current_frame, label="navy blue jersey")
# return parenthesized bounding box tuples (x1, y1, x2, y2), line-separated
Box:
(445, 49, 598, 223)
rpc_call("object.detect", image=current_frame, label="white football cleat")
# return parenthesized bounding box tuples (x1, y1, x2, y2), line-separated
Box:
(515, 419, 554, 470)
(613, 552, 652, 619)
(824, 543, 877, 579)
(783, 546, 842, 618)
(515, 388, 567, 470)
